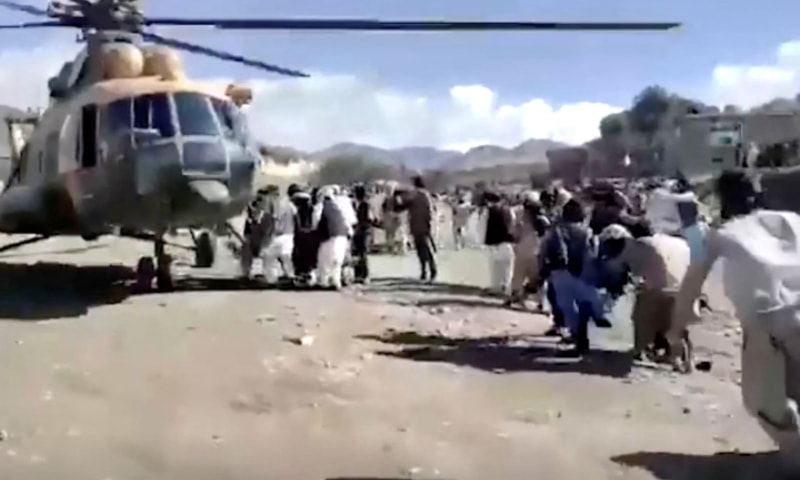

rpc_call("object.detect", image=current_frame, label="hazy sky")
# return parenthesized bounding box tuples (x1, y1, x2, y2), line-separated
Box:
(2, 0, 799, 151)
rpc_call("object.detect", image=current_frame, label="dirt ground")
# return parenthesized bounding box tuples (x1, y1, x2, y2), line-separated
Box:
(0, 222, 785, 480)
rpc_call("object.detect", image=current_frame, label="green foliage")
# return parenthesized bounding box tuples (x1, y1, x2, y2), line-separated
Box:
(629, 85, 672, 139)
(599, 113, 626, 138)
(311, 154, 397, 186)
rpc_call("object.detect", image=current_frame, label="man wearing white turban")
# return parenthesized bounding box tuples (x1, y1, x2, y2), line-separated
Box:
(313, 186, 350, 289)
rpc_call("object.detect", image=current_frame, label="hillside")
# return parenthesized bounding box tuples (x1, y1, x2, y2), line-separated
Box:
(276, 138, 567, 172)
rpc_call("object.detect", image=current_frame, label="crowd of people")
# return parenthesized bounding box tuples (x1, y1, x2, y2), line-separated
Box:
(237, 169, 800, 472)
(238, 176, 437, 289)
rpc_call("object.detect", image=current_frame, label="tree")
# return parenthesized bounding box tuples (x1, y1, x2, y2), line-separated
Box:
(311, 155, 396, 186)
(628, 85, 671, 144)
(599, 113, 626, 138)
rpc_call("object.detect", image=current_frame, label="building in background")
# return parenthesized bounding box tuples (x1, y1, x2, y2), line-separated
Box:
(672, 111, 800, 179)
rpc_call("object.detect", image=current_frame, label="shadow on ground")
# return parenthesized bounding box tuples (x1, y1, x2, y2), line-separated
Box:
(0, 262, 134, 320)
(0, 263, 328, 321)
(612, 451, 789, 480)
(0, 244, 107, 259)
(365, 277, 492, 298)
(357, 330, 633, 378)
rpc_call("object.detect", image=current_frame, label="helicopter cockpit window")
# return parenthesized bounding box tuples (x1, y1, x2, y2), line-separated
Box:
(107, 98, 133, 132)
(132, 94, 175, 137)
(173, 92, 219, 137)
(210, 97, 248, 141)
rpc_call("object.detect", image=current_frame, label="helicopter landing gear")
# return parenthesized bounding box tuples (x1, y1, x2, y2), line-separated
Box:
(135, 236, 174, 292)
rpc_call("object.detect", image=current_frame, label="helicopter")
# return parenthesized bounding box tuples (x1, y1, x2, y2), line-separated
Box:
(0, 0, 681, 291)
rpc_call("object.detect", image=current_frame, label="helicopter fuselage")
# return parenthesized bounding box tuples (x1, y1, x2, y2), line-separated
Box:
(0, 76, 261, 237)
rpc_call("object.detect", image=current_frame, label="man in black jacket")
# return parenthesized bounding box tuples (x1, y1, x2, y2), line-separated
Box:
(315, 187, 350, 289)
(483, 191, 516, 295)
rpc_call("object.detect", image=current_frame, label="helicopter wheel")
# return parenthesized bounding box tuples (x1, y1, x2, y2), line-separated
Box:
(194, 231, 217, 268)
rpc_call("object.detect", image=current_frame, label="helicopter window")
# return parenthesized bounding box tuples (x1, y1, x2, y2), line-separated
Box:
(107, 98, 133, 132)
(80, 104, 97, 168)
(173, 92, 219, 137)
(132, 94, 175, 138)
(133, 97, 150, 129)
(211, 98, 251, 143)
(210, 98, 235, 135)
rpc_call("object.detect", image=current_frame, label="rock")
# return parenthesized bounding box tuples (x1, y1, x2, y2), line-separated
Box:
(682, 407, 691, 414)
(695, 360, 713, 372)
(257, 315, 276, 323)
(298, 335, 315, 346)
(360, 352, 374, 361)
(0, 430, 7, 441)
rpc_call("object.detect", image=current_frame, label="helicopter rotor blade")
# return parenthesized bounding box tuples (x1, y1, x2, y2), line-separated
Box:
(0, 21, 64, 28)
(0, 0, 49, 17)
(140, 18, 681, 31)
(141, 31, 310, 78)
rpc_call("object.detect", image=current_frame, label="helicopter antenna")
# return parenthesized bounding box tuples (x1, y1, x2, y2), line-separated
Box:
(0, 0, 682, 78)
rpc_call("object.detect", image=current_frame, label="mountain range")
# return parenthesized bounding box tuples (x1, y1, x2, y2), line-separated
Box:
(0, 101, 568, 173)
(266, 138, 569, 172)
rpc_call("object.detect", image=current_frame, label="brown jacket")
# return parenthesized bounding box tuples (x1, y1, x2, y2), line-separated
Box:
(407, 189, 434, 237)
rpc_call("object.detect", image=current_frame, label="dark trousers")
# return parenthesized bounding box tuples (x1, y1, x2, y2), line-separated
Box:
(412, 233, 437, 280)
(547, 280, 565, 328)
(352, 230, 371, 281)
(292, 231, 318, 278)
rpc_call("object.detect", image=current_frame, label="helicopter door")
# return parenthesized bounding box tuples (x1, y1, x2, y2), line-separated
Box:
(79, 104, 97, 168)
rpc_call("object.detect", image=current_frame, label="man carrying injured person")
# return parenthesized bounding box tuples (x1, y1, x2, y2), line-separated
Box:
(260, 184, 298, 283)
(669, 169, 800, 474)
(598, 220, 690, 363)
(240, 185, 277, 279)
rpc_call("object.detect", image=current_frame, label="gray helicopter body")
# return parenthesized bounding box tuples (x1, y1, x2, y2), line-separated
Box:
(3, 74, 260, 238)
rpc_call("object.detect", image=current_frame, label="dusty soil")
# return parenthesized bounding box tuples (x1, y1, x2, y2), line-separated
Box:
(0, 227, 783, 480)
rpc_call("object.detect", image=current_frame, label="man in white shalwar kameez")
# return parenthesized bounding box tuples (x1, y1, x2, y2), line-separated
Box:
(261, 185, 298, 283)
(313, 186, 350, 289)
(670, 170, 800, 474)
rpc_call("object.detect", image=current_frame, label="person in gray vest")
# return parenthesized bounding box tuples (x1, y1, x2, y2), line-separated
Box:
(670, 170, 800, 474)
